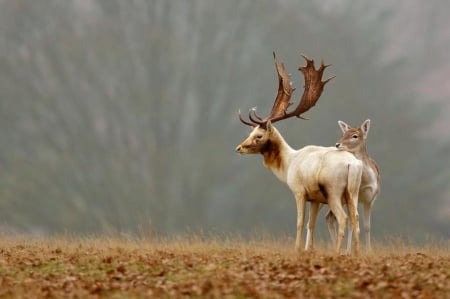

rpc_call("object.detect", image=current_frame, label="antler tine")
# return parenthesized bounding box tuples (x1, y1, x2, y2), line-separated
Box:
(300, 53, 311, 62)
(237, 108, 266, 127)
(317, 59, 336, 83)
(249, 110, 265, 123)
(249, 107, 265, 122)
(313, 57, 335, 85)
(238, 109, 257, 127)
(323, 75, 336, 85)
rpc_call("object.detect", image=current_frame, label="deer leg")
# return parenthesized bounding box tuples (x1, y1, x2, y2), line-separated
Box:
(328, 198, 347, 255)
(363, 201, 374, 250)
(343, 204, 353, 254)
(346, 217, 354, 254)
(326, 203, 355, 254)
(325, 209, 337, 246)
(347, 198, 360, 255)
(305, 202, 320, 251)
(346, 163, 362, 255)
(294, 193, 306, 253)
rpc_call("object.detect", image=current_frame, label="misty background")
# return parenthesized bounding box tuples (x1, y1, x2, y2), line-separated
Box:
(0, 0, 449, 242)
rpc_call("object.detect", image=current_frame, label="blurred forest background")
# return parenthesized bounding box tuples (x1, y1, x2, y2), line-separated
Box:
(0, 0, 449, 242)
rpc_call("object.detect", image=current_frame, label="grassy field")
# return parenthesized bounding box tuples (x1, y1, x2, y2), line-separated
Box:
(0, 235, 448, 298)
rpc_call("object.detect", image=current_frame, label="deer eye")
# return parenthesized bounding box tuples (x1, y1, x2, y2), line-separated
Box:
(256, 134, 263, 139)
(352, 134, 358, 139)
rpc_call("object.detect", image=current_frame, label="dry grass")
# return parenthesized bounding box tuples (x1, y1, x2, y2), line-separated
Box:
(0, 234, 448, 298)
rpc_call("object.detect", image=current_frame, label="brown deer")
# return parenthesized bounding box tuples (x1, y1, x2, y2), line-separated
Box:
(235, 53, 363, 254)
(328, 119, 380, 251)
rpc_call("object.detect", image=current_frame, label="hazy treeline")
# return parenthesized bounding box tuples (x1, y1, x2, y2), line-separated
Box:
(0, 0, 449, 241)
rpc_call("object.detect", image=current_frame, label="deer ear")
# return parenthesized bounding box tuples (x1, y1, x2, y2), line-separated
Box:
(266, 121, 274, 133)
(361, 119, 370, 139)
(338, 120, 351, 133)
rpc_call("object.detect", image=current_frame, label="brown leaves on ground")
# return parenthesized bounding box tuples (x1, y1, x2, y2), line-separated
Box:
(0, 236, 448, 298)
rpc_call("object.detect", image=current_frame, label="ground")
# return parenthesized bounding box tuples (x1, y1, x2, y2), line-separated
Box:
(0, 235, 448, 298)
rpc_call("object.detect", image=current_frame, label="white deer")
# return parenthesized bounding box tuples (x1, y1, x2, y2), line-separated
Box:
(235, 53, 363, 254)
(326, 119, 381, 251)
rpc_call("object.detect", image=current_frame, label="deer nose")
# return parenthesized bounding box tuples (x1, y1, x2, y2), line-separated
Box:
(235, 145, 242, 153)
(335, 143, 341, 148)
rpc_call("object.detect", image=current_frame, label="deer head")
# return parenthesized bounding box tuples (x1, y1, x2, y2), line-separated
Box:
(236, 52, 334, 154)
(335, 119, 371, 153)
(235, 121, 276, 154)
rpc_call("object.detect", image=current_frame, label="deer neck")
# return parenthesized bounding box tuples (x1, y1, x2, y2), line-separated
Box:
(352, 144, 371, 164)
(260, 128, 295, 183)
(352, 145, 379, 181)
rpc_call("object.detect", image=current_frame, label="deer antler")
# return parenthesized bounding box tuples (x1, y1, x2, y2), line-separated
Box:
(239, 52, 334, 127)
(249, 52, 294, 123)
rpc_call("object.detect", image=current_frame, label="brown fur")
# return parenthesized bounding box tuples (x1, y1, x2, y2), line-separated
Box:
(261, 140, 283, 171)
